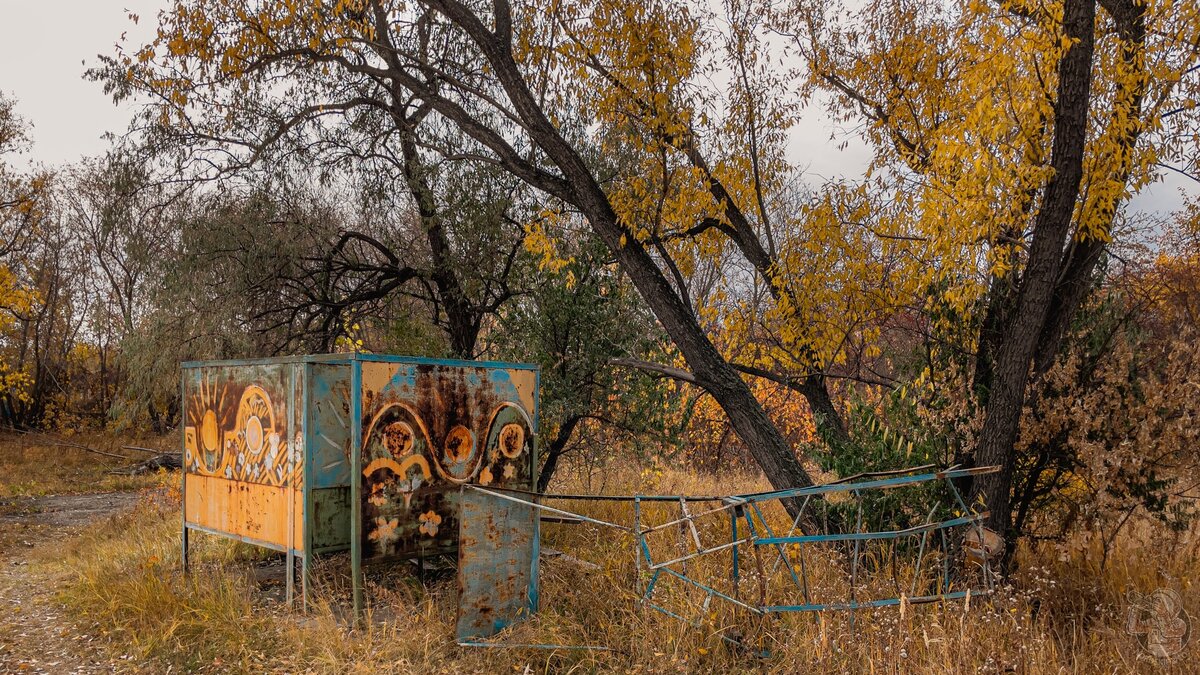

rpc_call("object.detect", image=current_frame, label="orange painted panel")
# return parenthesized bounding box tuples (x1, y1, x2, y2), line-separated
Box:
(185, 473, 304, 551)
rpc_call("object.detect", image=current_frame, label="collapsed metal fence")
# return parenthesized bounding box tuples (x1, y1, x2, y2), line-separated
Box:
(455, 464, 1000, 650)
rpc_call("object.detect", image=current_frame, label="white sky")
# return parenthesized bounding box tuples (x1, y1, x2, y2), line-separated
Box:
(0, 1, 1191, 214)
(0, 1, 162, 165)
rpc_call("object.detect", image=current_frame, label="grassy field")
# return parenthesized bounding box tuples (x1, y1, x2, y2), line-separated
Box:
(2, 434, 1197, 673)
(0, 431, 175, 499)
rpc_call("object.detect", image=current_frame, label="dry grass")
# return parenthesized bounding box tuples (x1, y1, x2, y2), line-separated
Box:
(0, 431, 172, 499)
(37, 459, 1200, 673)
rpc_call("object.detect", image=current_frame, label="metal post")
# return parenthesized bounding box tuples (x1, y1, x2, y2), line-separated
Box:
(285, 364, 296, 607)
(180, 368, 189, 574)
(731, 507, 740, 600)
(350, 357, 364, 621)
(301, 362, 313, 610)
(633, 497, 642, 598)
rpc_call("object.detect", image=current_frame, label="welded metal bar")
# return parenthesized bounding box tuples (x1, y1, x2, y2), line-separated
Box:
(301, 362, 313, 610)
(743, 508, 769, 608)
(179, 369, 188, 575)
(769, 495, 811, 573)
(676, 500, 690, 576)
(750, 502, 806, 599)
(659, 566, 764, 615)
(731, 510, 740, 600)
(734, 467, 1001, 505)
(473, 485, 728, 502)
(647, 601, 699, 627)
(849, 491, 863, 613)
(466, 466, 999, 505)
(639, 499, 740, 536)
(825, 464, 938, 485)
(634, 497, 643, 596)
(944, 476, 995, 593)
(755, 513, 987, 545)
(680, 498, 702, 551)
(910, 504, 937, 598)
(644, 567, 662, 600)
(940, 528, 950, 594)
(763, 589, 987, 613)
(285, 364, 296, 608)
(649, 536, 753, 570)
(639, 525, 655, 567)
(465, 485, 629, 531)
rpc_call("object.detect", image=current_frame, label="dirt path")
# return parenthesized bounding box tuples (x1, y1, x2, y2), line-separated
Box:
(0, 492, 141, 674)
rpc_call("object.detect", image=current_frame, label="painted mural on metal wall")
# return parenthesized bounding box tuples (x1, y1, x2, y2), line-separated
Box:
(360, 363, 536, 559)
(183, 366, 301, 487)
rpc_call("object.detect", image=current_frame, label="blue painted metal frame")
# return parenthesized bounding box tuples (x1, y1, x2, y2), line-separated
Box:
(755, 513, 987, 545)
(301, 362, 313, 606)
(462, 464, 999, 652)
(350, 357, 363, 619)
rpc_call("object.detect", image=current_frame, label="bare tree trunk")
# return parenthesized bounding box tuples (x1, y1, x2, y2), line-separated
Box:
(969, 0, 1097, 543)
(536, 414, 583, 493)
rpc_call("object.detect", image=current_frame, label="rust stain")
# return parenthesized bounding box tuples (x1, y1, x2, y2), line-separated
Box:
(359, 363, 536, 561)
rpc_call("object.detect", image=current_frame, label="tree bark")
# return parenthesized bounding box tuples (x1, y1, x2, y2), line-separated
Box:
(397, 118, 482, 358)
(536, 414, 583, 493)
(968, 0, 1097, 540)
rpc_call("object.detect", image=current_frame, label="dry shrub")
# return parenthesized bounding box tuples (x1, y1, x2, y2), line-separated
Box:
(1016, 329, 1200, 554)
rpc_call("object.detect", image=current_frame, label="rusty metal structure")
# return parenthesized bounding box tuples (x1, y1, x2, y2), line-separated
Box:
(180, 353, 539, 618)
(179, 357, 996, 652)
(455, 465, 1000, 650)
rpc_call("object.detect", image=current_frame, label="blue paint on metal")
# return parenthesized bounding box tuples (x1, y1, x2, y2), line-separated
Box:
(184, 522, 302, 555)
(730, 510, 740, 598)
(647, 601, 697, 626)
(755, 513, 986, 545)
(301, 362, 313, 605)
(731, 468, 990, 504)
(657, 566, 763, 615)
(750, 502, 805, 595)
(350, 358, 363, 619)
(307, 363, 352, 489)
(456, 487, 539, 641)
(468, 486, 626, 531)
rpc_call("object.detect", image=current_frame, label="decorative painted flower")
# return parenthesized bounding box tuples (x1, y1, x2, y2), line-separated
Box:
(418, 510, 442, 537)
(368, 517, 400, 552)
(478, 466, 494, 486)
(368, 483, 388, 507)
(503, 463, 516, 480)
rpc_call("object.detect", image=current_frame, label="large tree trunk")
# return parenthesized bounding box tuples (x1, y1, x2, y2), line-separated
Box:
(536, 414, 583, 493)
(969, 0, 1097, 542)
(397, 119, 482, 358)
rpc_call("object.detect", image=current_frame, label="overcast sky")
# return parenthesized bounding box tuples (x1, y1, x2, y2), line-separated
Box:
(0, 1, 1191, 215)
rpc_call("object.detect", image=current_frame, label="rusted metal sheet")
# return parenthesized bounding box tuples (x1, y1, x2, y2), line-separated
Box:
(456, 486, 538, 641)
(183, 473, 302, 549)
(308, 363, 352, 489)
(358, 360, 537, 560)
(183, 363, 301, 488)
(182, 361, 305, 552)
(310, 486, 352, 551)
